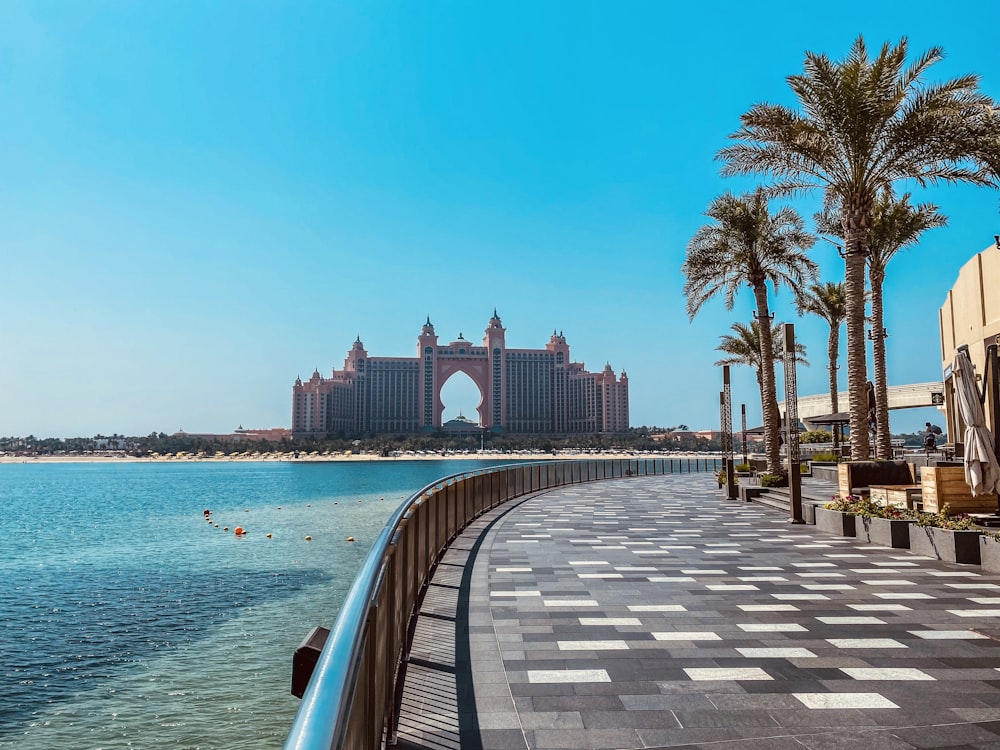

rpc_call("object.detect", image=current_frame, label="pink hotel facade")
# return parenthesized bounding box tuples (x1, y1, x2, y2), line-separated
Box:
(292, 312, 629, 437)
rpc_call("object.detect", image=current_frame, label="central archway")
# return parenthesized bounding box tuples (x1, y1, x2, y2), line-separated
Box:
(439, 371, 483, 425)
(435, 359, 488, 428)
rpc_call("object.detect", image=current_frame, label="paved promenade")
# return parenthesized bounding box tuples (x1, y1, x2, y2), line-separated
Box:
(395, 474, 1000, 750)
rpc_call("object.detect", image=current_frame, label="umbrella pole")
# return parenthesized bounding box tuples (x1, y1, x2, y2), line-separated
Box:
(988, 343, 1000, 469)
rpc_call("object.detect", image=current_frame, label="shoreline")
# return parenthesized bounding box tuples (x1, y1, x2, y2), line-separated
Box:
(0, 451, 720, 465)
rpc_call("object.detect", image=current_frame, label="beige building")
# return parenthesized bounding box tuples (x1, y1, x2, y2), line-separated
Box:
(938, 241, 1000, 446)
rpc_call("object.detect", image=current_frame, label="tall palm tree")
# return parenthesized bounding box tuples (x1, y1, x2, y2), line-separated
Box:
(797, 282, 847, 446)
(683, 189, 817, 473)
(817, 194, 947, 458)
(716, 321, 808, 457)
(719, 35, 1000, 460)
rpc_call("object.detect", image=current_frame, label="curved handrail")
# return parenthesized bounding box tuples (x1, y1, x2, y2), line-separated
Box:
(284, 456, 720, 750)
(284, 464, 489, 750)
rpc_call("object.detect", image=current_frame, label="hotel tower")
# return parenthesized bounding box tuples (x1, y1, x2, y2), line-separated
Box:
(292, 312, 629, 437)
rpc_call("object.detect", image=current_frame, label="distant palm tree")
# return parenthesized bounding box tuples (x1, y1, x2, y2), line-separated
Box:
(683, 189, 817, 473)
(817, 194, 947, 458)
(719, 35, 1000, 460)
(797, 282, 847, 445)
(716, 321, 809, 455)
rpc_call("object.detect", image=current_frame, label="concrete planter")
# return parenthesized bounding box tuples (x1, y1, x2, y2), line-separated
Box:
(909, 525, 982, 565)
(739, 486, 769, 503)
(979, 537, 1000, 574)
(854, 516, 914, 549)
(815, 507, 855, 537)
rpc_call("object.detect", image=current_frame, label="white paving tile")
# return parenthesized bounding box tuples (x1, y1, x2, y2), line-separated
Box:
(681, 569, 728, 574)
(947, 609, 1000, 617)
(648, 576, 696, 583)
(652, 631, 722, 641)
(794, 693, 899, 709)
(628, 604, 687, 612)
(579, 617, 643, 626)
(826, 638, 906, 649)
(772, 593, 830, 601)
(848, 603, 911, 611)
(684, 667, 772, 681)
(817, 616, 885, 625)
(840, 668, 934, 681)
(494, 567, 532, 573)
(736, 647, 816, 658)
(802, 584, 855, 591)
(873, 592, 933, 600)
(862, 579, 916, 586)
(946, 583, 1000, 589)
(706, 584, 759, 591)
(528, 669, 611, 683)
(737, 623, 807, 632)
(543, 599, 599, 607)
(909, 630, 988, 639)
(490, 591, 541, 597)
(557, 640, 629, 650)
(739, 604, 800, 612)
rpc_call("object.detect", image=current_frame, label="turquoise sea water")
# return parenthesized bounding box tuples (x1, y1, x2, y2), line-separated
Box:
(0, 459, 508, 749)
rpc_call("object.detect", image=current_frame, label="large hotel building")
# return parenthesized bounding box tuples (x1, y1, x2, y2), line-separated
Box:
(292, 312, 629, 437)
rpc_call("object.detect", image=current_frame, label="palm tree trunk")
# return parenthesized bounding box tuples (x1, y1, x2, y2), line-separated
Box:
(753, 285, 781, 473)
(843, 198, 871, 460)
(827, 325, 840, 449)
(870, 270, 892, 459)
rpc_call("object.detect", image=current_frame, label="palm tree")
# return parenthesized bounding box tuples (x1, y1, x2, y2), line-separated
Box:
(719, 35, 1000, 460)
(683, 189, 817, 473)
(817, 194, 947, 458)
(797, 282, 847, 446)
(716, 321, 809, 457)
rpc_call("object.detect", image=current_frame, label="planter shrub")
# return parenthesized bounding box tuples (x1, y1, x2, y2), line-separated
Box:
(815, 507, 855, 537)
(854, 515, 914, 549)
(980, 535, 1000, 574)
(910, 525, 982, 565)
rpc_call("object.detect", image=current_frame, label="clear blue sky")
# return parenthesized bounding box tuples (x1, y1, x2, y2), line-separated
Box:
(2, 1, 998, 438)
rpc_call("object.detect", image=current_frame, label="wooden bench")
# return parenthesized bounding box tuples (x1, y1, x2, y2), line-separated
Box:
(920, 465, 998, 514)
(869, 484, 922, 510)
(837, 460, 916, 499)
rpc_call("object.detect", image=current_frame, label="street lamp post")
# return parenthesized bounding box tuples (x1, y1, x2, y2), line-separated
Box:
(782, 323, 804, 523)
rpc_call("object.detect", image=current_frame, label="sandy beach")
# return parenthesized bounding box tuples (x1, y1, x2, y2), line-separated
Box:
(0, 450, 712, 465)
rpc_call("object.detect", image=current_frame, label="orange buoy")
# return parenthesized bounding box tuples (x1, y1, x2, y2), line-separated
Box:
(234, 526, 244, 535)
(203, 509, 211, 516)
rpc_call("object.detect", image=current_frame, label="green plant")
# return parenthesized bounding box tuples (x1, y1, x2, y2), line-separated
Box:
(715, 468, 727, 486)
(735, 462, 752, 473)
(800, 429, 834, 444)
(916, 504, 981, 530)
(811, 451, 839, 462)
(823, 495, 915, 520)
(759, 472, 788, 488)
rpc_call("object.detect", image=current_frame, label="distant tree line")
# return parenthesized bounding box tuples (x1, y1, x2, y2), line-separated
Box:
(1, 428, 724, 457)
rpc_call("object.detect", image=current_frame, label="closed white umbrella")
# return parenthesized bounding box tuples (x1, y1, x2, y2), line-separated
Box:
(954, 347, 1000, 497)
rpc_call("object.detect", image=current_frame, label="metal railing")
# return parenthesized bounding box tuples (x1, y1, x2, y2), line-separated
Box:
(284, 457, 720, 750)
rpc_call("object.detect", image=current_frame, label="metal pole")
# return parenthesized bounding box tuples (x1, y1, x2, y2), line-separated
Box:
(741, 403, 748, 466)
(782, 324, 804, 523)
(721, 366, 736, 500)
